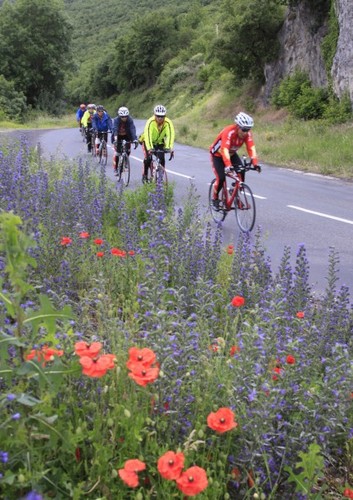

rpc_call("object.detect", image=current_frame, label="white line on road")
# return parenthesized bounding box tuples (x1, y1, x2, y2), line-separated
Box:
(129, 155, 194, 179)
(288, 205, 353, 225)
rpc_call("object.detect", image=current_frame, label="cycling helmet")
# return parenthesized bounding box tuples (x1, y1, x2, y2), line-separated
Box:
(96, 105, 104, 112)
(87, 103, 96, 110)
(234, 112, 254, 129)
(154, 104, 167, 116)
(80, 104, 86, 109)
(118, 106, 129, 117)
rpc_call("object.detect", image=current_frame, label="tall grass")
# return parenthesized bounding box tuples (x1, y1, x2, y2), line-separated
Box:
(0, 137, 353, 499)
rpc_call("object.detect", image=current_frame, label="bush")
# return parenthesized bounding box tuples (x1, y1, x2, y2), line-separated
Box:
(271, 71, 350, 121)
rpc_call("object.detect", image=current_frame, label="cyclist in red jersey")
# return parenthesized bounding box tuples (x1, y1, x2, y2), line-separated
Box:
(209, 112, 261, 208)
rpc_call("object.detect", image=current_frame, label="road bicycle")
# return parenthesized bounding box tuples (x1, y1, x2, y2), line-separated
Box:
(114, 139, 131, 186)
(145, 148, 170, 185)
(209, 157, 260, 232)
(93, 131, 109, 166)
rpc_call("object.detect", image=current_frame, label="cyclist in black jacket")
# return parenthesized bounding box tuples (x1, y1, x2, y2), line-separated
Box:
(111, 106, 138, 173)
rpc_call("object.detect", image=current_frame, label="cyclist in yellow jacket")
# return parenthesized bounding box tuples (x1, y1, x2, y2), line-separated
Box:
(81, 104, 97, 152)
(140, 104, 175, 183)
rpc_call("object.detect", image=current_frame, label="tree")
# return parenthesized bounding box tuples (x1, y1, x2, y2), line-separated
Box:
(211, 0, 284, 82)
(0, 0, 72, 109)
(109, 11, 179, 92)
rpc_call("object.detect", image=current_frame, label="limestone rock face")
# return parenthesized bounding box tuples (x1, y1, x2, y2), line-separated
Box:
(262, 0, 353, 105)
(331, 0, 353, 103)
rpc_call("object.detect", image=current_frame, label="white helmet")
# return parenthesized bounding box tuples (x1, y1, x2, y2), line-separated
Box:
(154, 104, 166, 116)
(234, 112, 254, 129)
(87, 103, 96, 110)
(118, 106, 129, 117)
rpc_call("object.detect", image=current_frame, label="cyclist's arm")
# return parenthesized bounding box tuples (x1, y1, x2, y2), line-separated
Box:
(129, 117, 138, 141)
(144, 117, 156, 152)
(245, 134, 259, 166)
(163, 118, 175, 150)
(219, 128, 233, 168)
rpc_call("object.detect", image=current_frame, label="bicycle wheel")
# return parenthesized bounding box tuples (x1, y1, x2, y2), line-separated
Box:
(156, 165, 168, 185)
(209, 179, 226, 223)
(91, 134, 96, 158)
(235, 183, 256, 232)
(119, 156, 130, 186)
(99, 141, 108, 166)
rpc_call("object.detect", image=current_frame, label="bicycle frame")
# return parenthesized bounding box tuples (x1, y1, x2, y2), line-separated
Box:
(149, 149, 168, 184)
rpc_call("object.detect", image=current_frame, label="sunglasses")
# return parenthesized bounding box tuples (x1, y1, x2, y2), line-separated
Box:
(155, 115, 165, 119)
(241, 127, 251, 132)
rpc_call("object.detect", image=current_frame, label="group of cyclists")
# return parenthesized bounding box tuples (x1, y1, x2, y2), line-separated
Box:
(75, 103, 261, 197)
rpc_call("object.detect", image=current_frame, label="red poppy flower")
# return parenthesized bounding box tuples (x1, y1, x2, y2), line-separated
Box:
(79, 354, 116, 378)
(79, 231, 90, 239)
(296, 311, 305, 318)
(207, 407, 237, 433)
(60, 236, 72, 246)
(126, 347, 156, 370)
(175, 466, 208, 496)
(209, 344, 219, 352)
(75, 341, 102, 358)
(124, 459, 146, 473)
(26, 346, 64, 366)
(229, 345, 240, 356)
(231, 467, 241, 481)
(226, 244, 234, 255)
(96, 252, 104, 258)
(94, 238, 104, 245)
(128, 366, 160, 386)
(231, 295, 245, 307)
(344, 488, 353, 499)
(157, 451, 185, 480)
(286, 354, 296, 365)
(118, 469, 139, 488)
(128, 250, 135, 256)
(207, 408, 238, 434)
(111, 247, 124, 256)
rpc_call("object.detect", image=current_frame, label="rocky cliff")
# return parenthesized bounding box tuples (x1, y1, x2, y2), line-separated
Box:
(262, 0, 353, 105)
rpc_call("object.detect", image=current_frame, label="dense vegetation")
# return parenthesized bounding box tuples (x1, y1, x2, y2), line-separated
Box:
(1, 0, 350, 125)
(1, 136, 353, 499)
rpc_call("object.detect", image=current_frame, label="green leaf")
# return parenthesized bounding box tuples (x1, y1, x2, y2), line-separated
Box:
(16, 393, 42, 407)
(23, 294, 75, 339)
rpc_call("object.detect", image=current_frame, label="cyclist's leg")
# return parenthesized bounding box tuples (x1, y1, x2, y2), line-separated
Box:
(231, 153, 244, 181)
(156, 144, 165, 167)
(141, 142, 150, 182)
(86, 126, 92, 152)
(211, 155, 226, 203)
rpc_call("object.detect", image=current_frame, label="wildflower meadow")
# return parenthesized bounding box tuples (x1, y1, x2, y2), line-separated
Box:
(1, 136, 353, 499)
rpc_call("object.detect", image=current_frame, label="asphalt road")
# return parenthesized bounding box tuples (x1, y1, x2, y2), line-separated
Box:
(3, 122, 353, 295)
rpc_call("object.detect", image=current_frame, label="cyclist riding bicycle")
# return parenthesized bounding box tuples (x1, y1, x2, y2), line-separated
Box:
(92, 105, 112, 153)
(140, 104, 175, 184)
(81, 104, 97, 152)
(76, 104, 86, 131)
(111, 106, 138, 174)
(210, 112, 261, 208)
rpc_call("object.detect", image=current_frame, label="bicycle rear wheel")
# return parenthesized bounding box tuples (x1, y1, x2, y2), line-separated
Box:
(209, 179, 226, 223)
(118, 156, 130, 186)
(235, 183, 256, 232)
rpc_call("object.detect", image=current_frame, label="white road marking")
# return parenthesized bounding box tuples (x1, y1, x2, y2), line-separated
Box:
(288, 205, 353, 225)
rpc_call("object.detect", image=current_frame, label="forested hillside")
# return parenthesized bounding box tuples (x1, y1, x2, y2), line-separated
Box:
(1, 0, 351, 125)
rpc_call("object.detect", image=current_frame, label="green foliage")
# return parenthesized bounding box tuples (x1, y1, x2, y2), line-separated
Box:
(272, 71, 333, 120)
(0, 0, 73, 109)
(284, 442, 326, 497)
(211, 0, 284, 82)
(0, 76, 27, 121)
(321, 0, 339, 77)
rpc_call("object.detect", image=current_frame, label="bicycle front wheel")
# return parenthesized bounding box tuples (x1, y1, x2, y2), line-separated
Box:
(119, 156, 130, 186)
(209, 179, 226, 223)
(99, 141, 108, 166)
(91, 134, 96, 158)
(156, 166, 168, 185)
(235, 183, 256, 232)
